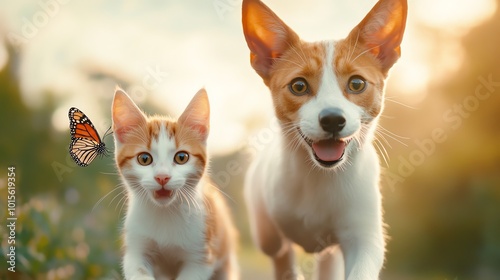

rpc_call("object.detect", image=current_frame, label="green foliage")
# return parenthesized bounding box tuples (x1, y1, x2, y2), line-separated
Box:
(0, 47, 121, 279)
(1, 195, 122, 279)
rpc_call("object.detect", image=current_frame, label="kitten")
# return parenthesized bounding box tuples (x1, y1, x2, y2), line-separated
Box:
(111, 87, 238, 280)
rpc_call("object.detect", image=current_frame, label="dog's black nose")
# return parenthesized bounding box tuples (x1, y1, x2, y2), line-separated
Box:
(319, 108, 346, 134)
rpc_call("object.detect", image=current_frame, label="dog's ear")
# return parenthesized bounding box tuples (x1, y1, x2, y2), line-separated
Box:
(242, 0, 300, 80)
(350, 0, 407, 72)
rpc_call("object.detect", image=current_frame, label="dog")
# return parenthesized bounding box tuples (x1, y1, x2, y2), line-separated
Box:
(242, 0, 407, 279)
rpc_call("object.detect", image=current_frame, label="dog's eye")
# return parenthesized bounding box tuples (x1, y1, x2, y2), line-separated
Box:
(347, 76, 367, 94)
(289, 78, 310, 96)
(174, 151, 189, 165)
(137, 152, 153, 166)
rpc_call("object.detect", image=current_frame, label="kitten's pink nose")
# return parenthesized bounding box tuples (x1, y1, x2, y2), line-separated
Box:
(154, 175, 170, 186)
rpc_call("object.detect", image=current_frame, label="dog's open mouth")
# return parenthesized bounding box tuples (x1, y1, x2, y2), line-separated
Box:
(297, 128, 350, 167)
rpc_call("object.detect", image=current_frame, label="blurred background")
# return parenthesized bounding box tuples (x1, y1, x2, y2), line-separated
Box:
(0, 0, 499, 279)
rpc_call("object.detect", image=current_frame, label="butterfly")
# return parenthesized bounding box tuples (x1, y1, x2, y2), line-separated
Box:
(68, 107, 111, 167)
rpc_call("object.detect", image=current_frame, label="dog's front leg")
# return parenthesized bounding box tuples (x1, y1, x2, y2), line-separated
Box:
(340, 234, 385, 280)
(246, 198, 298, 279)
(245, 179, 298, 279)
(313, 246, 344, 280)
(176, 261, 214, 280)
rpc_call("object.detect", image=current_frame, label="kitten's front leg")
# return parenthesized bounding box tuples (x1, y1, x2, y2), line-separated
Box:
(176, 261, 214, 280)
(122, 238, 155, 280)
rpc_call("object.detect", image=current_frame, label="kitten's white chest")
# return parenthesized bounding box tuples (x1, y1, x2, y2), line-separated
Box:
(125, 200, 206, 250)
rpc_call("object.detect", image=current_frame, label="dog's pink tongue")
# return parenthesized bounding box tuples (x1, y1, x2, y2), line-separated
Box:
(312, 139, 346, 162)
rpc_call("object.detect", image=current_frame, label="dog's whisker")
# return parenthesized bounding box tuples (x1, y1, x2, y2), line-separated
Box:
(375, 131, 393, 149)
(347, 29, 361, 63)
(373, 139, 390, 167)
(379, 125, 410, 140)
(377, 129, 408, 146)
(286, 43, 307, 66)
(274, 57, 304, 69)
(351, 44, 383, 64)
(385, 97, 419, 110)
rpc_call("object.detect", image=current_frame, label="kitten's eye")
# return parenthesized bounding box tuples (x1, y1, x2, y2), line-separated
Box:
(174, 151, 189, 165)
(137, 152, 153, 166)
(347, 75, 367, 94)
(289, 78, 310, 96)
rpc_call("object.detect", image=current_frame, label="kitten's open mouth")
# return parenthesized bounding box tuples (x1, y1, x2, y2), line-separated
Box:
(297, 128, 351, 167)
(154, 188, 174, 199)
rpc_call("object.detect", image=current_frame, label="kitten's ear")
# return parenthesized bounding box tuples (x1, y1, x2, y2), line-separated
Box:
(178, 88, 210, 142)
(242, 0, 300, 81)
(349, 0, 407, 73)
(112, 87, 147, 143)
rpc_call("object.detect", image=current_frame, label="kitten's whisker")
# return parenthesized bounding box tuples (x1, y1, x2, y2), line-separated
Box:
(92, 185, 124, 213)
(116, 192, 129, 214)
(178, 188, 191, 214)
(208, 184, 236, 205)
(184, 186, 202, 212)
(99, 171, 120, 176)
(110, 188, 127, 207)
(181, 189, 195, 213)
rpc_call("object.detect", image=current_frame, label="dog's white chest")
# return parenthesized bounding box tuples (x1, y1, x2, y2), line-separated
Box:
(266, 163, 346, 252)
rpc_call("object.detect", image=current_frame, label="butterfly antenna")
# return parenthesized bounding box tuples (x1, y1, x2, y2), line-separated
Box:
(102, 126, 113, 140)
(102, 126, 113, 157)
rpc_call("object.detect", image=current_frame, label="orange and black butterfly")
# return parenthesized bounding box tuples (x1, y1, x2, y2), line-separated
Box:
(68, 107, 111, 167)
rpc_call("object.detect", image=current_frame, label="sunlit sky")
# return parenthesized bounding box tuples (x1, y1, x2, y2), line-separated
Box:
(0, 0, 496, 155)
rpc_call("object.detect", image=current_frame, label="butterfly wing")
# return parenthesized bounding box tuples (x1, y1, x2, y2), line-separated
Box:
(69, 138, 103, 167)
(68, 107, 106, 167)
(69, 107, 102, 142)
